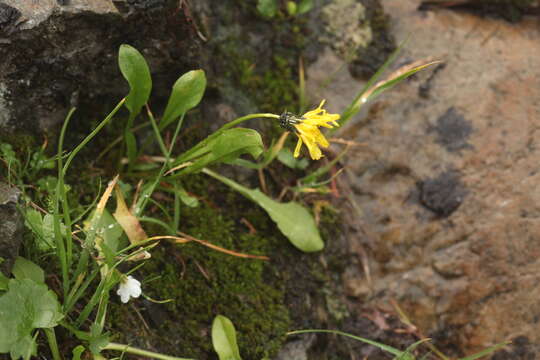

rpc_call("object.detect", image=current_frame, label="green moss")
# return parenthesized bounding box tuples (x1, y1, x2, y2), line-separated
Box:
(107, 175, 290, 359)
(207, 2, 309, 116)
(0, 133, 37, 156)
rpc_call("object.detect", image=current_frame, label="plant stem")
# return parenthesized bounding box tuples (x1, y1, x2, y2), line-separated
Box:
(103, 342, 194, 360)
(173, 113, 279, 166)
(44, 328, 62, 360)
(219, 113, 279, 132)
(63, 98, 126, 174)
(56, 107, 77, 297)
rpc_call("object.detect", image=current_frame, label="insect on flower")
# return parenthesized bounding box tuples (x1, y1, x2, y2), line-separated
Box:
(279, 100, 340, 160)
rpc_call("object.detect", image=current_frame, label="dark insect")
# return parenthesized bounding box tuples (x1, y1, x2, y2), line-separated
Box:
(279, 111, 302, 133)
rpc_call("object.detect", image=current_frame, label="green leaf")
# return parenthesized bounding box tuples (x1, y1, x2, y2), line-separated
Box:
(96, 209, 124, 254)
(118, 44, 152, 117)
(339, 39, 407, 129)
(9, 335, 36, 360)
(300, 147, 348, 184)
(229, 158, 261, 170)
(0, 279, 63, 356)
(286, 1, 297, 15)
(72, 345, 86, 360)
(203, 169, 323, 252)
(366, 61, 441, 102)
(287, 329, 403, 357)
(178, 186, 199, 208)
(172, 128, 263, 176)
(277, 148, 309, 170)
(257, 0, 277, 18)
(396, 338, 432, 360)
(459, 341, 510, 360)
(160, 70, 206, 130)
(125, 131, 138, 166)
(12, 257, 44, 284)
(23, 209, 44, 239)
(297, 0, 314, 14)
(212, 315, 242, 360)
(88, 323, 109, 355)
(24, 210, 59, 252)
(0, 272, 8, 291)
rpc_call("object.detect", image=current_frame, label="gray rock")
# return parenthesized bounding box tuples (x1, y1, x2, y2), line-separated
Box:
(0, 0, 203, 135)
(275, 335, 316, 360)
(0, 182, 21, 276)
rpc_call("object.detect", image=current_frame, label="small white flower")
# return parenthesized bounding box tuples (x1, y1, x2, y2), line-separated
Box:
(117, 275, 142, 303)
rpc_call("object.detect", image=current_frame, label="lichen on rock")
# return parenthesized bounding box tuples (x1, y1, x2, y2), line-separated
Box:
(320, 0, 373, 59)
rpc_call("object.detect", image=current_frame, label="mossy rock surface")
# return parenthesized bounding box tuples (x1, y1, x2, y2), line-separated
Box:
(106, 173, 351, 359)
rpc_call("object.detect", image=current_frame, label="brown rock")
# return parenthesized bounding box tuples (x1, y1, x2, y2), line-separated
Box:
(309, 0, 540, 356)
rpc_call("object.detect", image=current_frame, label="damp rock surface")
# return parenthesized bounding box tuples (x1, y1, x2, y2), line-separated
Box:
(0, 0, 202, 135)
(308, 0, 540, 357)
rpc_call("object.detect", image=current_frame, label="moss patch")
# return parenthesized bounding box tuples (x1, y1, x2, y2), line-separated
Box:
(107, 175, 291, 359)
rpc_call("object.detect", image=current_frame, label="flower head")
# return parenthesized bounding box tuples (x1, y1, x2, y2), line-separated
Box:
(279, 100, 340, 160)
(117, 275, 142, 303)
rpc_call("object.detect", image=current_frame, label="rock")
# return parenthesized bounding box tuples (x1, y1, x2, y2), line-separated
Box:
(419, 0, 540, 22)
(0, 0, 202, 135)
(319, 0, 373, 58)
(309, 0, 540, 356)
(0, 182, 22, 276)
(275, 334, 316, 360)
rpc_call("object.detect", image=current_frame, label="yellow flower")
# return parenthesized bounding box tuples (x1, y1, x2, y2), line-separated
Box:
(279, 100, 340, 160)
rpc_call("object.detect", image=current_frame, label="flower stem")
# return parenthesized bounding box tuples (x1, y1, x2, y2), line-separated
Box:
(44, 328, 62, 360)
(219, 113, 279, 132)
(103, 342, 194, 360)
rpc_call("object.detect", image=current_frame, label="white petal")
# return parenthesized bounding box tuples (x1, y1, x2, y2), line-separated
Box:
(127, 277, 142, 298)
(117, 276, 142, 303)
(117, 286, 130, 303)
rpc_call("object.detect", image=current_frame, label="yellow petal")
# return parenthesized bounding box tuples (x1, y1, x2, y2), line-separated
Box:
(301, 134, 323, 160)
(294, 137, 303, 158)
(313, 129, 329, 148)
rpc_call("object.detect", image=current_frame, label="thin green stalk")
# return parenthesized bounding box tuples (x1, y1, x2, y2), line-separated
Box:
(137, 109, 185, 217)
(95, 287, 110, 329)
(44, 328, 62, 360)
(287, 329, 402, 357)
(96, 121, 151, 162)
(167, 114, 185, 233)
(139, 217, 176, 235)
(69, 98, 126, 286)
(55, 107, 77, 296)
(173, 182, 181, 232)
(125, 113, 137, 171)
(334, 38, 408, 133)
(103, 343, 194, 360)
(147, 109, 169, 160)
(63, 98, 126, 174)
(64, 266, 99, 314)
(219, 113, 279, 131)
(75, 274, 108, 327)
